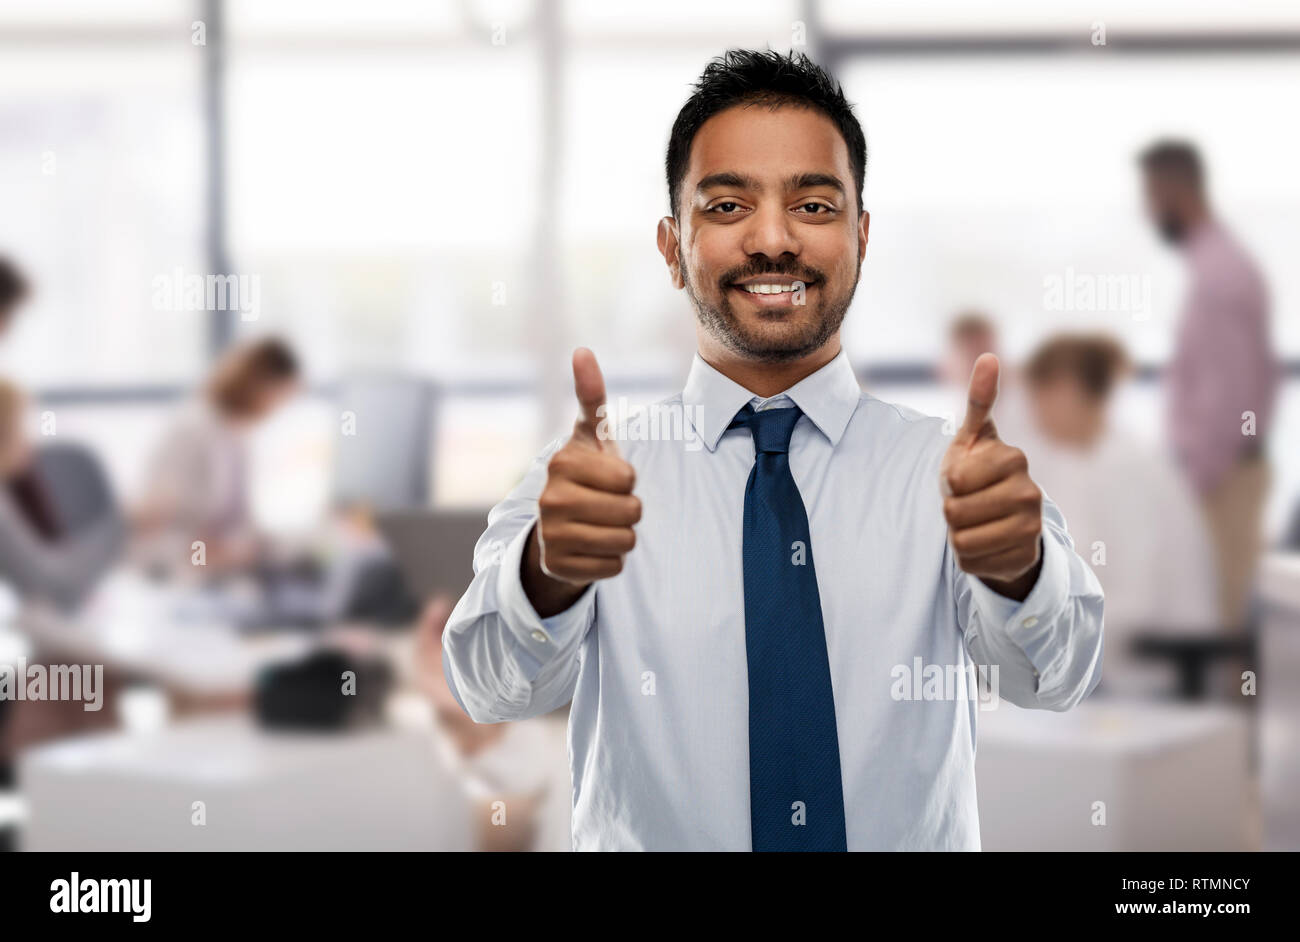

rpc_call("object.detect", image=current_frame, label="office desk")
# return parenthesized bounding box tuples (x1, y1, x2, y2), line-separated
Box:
(975, 699, 1251, 850)
(1258, 551, 1300, 850)
(19, 713, 472, 851)
(12, 569, 383, 696)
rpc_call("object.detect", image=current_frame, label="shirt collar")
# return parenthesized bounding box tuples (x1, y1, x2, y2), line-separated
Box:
(681, 348, 861, 452)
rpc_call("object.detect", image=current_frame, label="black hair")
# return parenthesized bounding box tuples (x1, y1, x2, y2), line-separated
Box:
(0, 256, 30, 315)
(1139, 139, 1204, 189)
(666, 49, 867, 218)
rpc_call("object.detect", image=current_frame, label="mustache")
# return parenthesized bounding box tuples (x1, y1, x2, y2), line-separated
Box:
(719, 262, 824, 287)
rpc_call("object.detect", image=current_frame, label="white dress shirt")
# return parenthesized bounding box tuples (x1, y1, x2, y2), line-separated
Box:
(442, 350, 1105, 850)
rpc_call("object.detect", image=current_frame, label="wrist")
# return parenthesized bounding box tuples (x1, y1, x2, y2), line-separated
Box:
(522, 523, 589, 618)
(979, 537, 1044, 602)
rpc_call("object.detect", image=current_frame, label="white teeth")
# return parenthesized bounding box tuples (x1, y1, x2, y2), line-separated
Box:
(740, 283, 798, 294)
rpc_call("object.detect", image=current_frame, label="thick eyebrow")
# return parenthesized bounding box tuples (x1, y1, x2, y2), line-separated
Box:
(695, 171, 763, 195)
(785, 172, 846, 197)
(694, 171, 846, 199)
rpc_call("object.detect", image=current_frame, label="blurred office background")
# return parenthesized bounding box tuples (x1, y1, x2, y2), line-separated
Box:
(0, 0, 1298, 851)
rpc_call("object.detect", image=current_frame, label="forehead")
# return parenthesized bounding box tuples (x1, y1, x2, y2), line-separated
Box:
(685, 103, 852, 190)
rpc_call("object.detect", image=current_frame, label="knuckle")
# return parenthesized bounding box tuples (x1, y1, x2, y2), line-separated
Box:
(537, 489, 564, 515)
(627, 495, 643, 523)
(547, 450, 574, 477)
(942, 497, 959, 521)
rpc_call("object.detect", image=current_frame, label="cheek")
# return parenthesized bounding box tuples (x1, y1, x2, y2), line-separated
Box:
(685, 230, 737, 283)
(809, 228, 860, 280)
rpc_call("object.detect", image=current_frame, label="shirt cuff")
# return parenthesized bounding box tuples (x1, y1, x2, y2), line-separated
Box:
(965, 529, 1070, 679)
(495, 519, 595, 681)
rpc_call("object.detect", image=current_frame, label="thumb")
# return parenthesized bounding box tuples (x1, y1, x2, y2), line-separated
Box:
(571, 347, 609, 448)
(956, 352, 1000, 444)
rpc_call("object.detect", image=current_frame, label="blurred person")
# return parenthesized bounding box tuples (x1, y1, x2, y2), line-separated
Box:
(1140, 140, 1282, 630)
(0, 378, 127, 770)
(442, 50, 1104, 851)
(941, 311, 998, 388)
(1023, 334, 1218, 698)
(0, 378, 124, 609)
(0, 256, 31, 338)
(132, 337, 300, 577)
(414, 594, 570, 852)
(941, 311, 1030, 445)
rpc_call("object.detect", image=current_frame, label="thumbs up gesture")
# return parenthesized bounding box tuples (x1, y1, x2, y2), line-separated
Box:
(939, 354, 1043, 600)
(523, 348, 641, 616)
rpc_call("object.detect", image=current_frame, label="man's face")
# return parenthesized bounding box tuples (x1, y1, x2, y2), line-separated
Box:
(658, 104, 868, 363)
(1142, 172, 1190, 245)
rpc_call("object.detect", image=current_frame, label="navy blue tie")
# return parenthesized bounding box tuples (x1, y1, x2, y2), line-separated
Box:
(729, 402, 847, 852)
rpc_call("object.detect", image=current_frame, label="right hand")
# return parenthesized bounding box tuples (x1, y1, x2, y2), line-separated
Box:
(529, 348, 641, 598)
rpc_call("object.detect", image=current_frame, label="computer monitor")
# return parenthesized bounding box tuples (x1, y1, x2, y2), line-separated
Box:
(333, 375, 433, 510)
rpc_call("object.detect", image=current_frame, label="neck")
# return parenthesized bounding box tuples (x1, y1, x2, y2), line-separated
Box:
(1183, 203, 1212, 239)
(697, 334, 842, 399)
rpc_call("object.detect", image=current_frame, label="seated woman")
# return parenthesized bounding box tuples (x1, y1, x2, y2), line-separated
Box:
(1022, 333, 1220, 698)
(0, 378, 124, 610)
(132, 337, 300, 578)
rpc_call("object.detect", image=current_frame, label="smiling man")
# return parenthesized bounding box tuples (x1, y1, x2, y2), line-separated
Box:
(442, 49, 1104, 851)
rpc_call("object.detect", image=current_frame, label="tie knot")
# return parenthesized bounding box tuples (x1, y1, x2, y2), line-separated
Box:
(729, 402, 802, 454)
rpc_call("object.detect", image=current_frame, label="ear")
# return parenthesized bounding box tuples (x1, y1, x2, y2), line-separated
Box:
(657, 216, 685, 289)
(858, 209, 870, 265)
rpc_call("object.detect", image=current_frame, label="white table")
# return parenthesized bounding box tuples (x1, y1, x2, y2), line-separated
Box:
(975, 699, 1251, 850)
(11, 571, 318, 696)
(19, 713, 473, 851)
(1258, 552, 1300, 851)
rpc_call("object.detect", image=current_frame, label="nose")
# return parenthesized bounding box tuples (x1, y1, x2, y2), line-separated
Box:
(740, 201, 801, 261)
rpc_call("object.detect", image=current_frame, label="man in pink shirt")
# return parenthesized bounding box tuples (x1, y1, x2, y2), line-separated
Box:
(1141, 140, 1281, 631)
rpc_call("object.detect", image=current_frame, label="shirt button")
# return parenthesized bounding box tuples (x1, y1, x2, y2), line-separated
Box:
(1022, 616, 1039, 629)
(530, 629, 549, 643)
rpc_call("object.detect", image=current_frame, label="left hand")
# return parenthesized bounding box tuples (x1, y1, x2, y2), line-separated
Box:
(940, 354, 1043, 601)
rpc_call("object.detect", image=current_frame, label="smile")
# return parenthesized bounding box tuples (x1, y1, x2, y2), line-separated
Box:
(737, 282, 802, 294)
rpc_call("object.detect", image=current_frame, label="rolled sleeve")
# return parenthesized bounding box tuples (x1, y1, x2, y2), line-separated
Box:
(441, 438, 597, 723)
(964, 530, 1070, 681)
(494, 521, 596, 682)
(957, 495, 1105, 711)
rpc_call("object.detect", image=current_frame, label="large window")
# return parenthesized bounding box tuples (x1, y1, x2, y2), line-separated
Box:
(0, 2, 206, 388)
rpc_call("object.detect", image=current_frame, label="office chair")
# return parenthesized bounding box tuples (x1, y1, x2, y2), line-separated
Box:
(31, 441, 118, 536)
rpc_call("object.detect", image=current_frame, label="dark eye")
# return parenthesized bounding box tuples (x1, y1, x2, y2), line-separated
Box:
(799, 202, 830, 214)
(711, 202, 742, 214)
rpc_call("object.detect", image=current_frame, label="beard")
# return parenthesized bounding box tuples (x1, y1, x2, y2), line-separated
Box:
(1157, 212, 1188, 245)
(682, 257, 861, 364)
